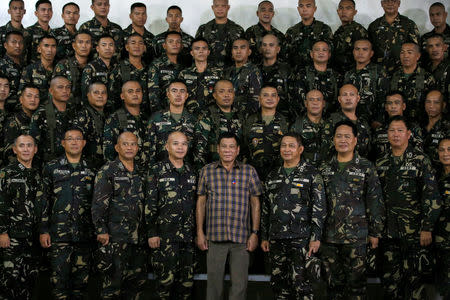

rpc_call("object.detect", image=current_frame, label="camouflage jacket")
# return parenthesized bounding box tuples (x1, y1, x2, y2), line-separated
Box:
(72, 104, 106, 171)
(37, 156, 95, 243)
(103, 107, 148, 171)
(145, 159, 196, 242)
(29, 101, 73, 166)
(193, 104, 242, 170)
(259, 61, 292, 118)
(25, 22, 52, 64)
(329, 111, 371, 158)
(224, 62, 263, 117)
(371, 121, 423, 161)
(152, 29, 193, 67)
(262, 160, 326, 241)
(290, 114, 332, 166)
(147, 55, 184, 113)
(242, 111, 288, 181)
(376, 146, 441, 240)
(0, 162, 40, 239)
(290, 65, 342, 115)
(178, 64, 223, 117)
(81, 57, 117, 113)
(332, 21, 368, 74)
(122, 24, 155, 65)
(344, 63, 389, 123)
(92, 158, 145, 244)
(195, 19, 244, 67)
(421, 24, 450, 63)
(3, 110, 32, 165)
(146, 108, 196, 165)
(0, 54, 23, 111)
(368, 14, 420, 74)
(422, 118, 450, 168)
(285, 19, 333, 67)
(319, 153, 385, 244)
(389, 66, 435, 120)
(51, 25, 76, 61)
(79, 17, 123, 58)
(436, 171, 450, 247)
(54, 56, 85, 107)
(19, 60, 53, 103)
(244, 22, 287, 64)
(425, 59, 450, 100)
(0, 21, 29, 59)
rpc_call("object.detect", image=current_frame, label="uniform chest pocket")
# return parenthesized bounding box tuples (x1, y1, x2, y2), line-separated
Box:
(113, 177, 131, 198)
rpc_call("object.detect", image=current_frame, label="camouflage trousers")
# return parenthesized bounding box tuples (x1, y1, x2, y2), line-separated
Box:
(151, 239, 196, 300)
(435, 243, 450, 298)
(49, 242, 92, 300)
(0, 237, 37, 300)
(269, 239, 312, 300)
(97, 242, 147, 299)
(381, 238, 433, 300)
(320, 242, 367, 300)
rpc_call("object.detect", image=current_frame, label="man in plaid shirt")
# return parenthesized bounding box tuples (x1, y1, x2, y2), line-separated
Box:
(196, 131, 262, 300)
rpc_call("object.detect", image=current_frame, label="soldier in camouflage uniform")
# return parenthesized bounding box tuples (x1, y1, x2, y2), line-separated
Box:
(285, 0, 333, 67)
(376, 115, 441, 299)
(242, 85, 288, 181)
(422, 3, 450, 64)
(436, 137, 450, 299)
(147, 80, 196, 166)
(81, 34, 117, 113)
(319, 120, 385, 299)
(25, 0, 53, 64)
(389, 42, 436, 121)
(0, 31, 25, 112)
(290, 40, 342, 115)
(332, 0, 368, 74)
(344, 39, 389, 126)
(37, 128, 95, 300)
(290, 90, 332, 166)
(19, 34, 56, 103)
(244, 1, 287, 64)
(3, 85, 39, 165)
(72, 82, 107, 171)
(424, 34, 449, 100)
(261, 132, 325, 299)
(368, 0, 420, 74)
(147, 31, 185, 113)
(123, 3, 155, 65)
(224, 38, 263, 117)
(0, 135, 39, 300)
(195, 0, 244, 67)
(109, 33, 148, 115)
(0, 76, 9, 167)
(103, 81, 148, 172)
(146, 131, 197, 300)
(53, 31, 92, 110)
(29, 76, 73, 168)
(259, 34, 292, 119)
(422, 90, 450, 168)
(92, 131, 147, 299)
(78, 0, 123, 59)
(371, 91, 423, 161)
(193, 79, 243, 170)
(329, 84, 371, 158)
(0, 0, 28, 59)
(51, 2, 79, 62)
(152, 6, 193, 67)
(178, 37, 223, 118)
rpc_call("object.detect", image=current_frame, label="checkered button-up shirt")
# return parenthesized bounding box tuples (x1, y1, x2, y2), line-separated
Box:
(198, 161, 262, 243)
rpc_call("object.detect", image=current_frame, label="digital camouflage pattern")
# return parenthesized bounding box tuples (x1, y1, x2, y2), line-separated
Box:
(178, 64, 223, 117)
(285, 20, 333, 67)
(147, 56, 184, 113)
(152, 30, 193, 67)
(224, 62, 263, 117)
(51, 25, 76, 61)
(19, 61, 53, 103)
(0, 54, 23, 111)
(290, 114, 332, 166)
(332, 21, 368, 74)
(242, 111, 288, 181)
(146, 109, 196, 165)
(244, 22, 287, 64)
(368, 14, 420, 74)
(25, 22, 52, 64)
(3, 110, 32, 165)
(195, 19, 244, 67)
(78, 17, 123, 58)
